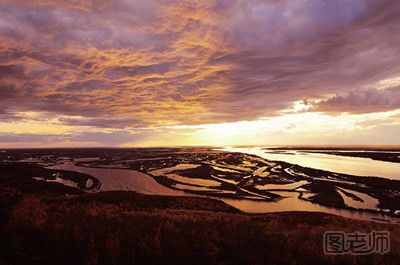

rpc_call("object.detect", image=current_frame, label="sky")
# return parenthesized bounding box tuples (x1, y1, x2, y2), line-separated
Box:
(0, 0, 400, 147)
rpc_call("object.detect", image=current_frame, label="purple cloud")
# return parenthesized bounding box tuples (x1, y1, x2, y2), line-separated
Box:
(0, 0, 399, 130)
(315, 87, 400, 113)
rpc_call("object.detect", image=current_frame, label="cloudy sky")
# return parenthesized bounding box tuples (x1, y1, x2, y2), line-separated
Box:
(1, 0, 400, 147)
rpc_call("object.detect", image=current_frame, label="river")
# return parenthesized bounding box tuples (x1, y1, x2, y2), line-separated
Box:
(222, 147, 400, 179)
(48, 160, 400, 224)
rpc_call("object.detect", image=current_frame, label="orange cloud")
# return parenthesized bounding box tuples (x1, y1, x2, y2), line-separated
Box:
(1, 0, 400, 146)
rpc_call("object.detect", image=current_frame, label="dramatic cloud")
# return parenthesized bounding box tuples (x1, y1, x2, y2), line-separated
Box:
(1, 0, 400, 146)
(315, 87, 400, 113)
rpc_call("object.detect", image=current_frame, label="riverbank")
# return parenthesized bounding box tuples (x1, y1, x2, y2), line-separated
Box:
(3, 146, 400, 223)
(1, 188, 400, 265)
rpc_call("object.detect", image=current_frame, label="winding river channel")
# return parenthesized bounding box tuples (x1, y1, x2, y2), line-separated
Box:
(223, 147, 400, 180)
(48, 157, 400, 224)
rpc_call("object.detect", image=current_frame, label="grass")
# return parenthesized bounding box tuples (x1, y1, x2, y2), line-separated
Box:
(1, 188, 400, 265)
(1, 162, 400, 265)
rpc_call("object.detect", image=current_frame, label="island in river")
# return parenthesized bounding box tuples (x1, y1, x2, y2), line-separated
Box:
(1, 147, 400, 264)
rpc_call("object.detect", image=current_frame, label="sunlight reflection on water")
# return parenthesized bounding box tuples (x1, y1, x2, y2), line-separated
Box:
(223, 147, 400, 180)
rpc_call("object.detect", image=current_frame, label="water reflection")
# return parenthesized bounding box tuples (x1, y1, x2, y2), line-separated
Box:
(223, 147, 400, 180)
(48, 161, 400, 224)
(221, 195, 397, 223)
(49, 162, 185, 196)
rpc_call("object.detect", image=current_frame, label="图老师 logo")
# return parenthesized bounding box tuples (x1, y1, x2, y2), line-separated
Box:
(323, 230, 390, 255)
